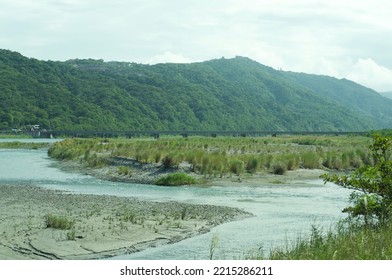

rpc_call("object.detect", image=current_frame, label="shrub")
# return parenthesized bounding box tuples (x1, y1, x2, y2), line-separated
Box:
(229, 159, 245, 175)
(301, 151, 320, 169)
(322, 135, 392, 226)
(118, 165, 131, 176)
(154, 151, 162, 163)
(246, 157, 259, 173)
(86, 154, 107, 167)
(272, 162, 287, 175)
(265, 220, 392, 260)
(67, 230, 76, 240)
(162, 155, 175, 169)
(155, 173, 196, 186)
(286, 154, 299, 170)
(44, 214, 74, 230)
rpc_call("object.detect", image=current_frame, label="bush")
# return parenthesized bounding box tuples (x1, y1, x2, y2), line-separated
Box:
(155, 173, 196, 186)
(301, 152, 320, 169)
(246, 157, 259, 173)
(44, 214, 74, 230)
(265, 220, 392, 260)
(162, 155, 175, 169)
(322, 135, 392, 226)
(229, 159, 245, 175)
(286, 154, 299, 170)
(118, 165, 131, 176)
(272, 162, 287, 175)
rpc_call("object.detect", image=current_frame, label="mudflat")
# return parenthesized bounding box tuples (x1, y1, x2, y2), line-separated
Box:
(0, 184, 250, 260)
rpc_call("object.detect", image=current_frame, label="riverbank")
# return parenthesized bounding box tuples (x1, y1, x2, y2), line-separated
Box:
(46, 136, 369, 186)
(0, 184, 251, 260)
(52, 155, 331, 187)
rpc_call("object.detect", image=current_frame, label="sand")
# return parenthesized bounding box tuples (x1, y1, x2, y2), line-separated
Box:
(0, 184, 251, 260)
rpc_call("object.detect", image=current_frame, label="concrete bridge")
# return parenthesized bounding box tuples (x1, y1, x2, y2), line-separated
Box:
(32, 130, 368, 139)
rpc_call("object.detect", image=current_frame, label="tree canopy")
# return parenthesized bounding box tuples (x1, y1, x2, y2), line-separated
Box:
(1, 49, 392, 131)
(322, 135, 392, 225)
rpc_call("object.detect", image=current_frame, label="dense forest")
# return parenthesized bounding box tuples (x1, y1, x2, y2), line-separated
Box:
(1, 49, 392, 131)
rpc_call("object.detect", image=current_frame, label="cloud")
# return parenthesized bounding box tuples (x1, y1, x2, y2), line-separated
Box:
(145, 51, 192, 64)
(1, 0, 392, 91)
(345, 58, 392, 92)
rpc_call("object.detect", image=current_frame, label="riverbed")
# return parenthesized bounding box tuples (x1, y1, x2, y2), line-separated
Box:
(0, 144, 351, 259)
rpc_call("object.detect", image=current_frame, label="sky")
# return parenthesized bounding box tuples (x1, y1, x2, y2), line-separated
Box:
(1, 0, 392, 92)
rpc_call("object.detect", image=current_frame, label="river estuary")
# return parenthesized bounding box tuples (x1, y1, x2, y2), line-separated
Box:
(0, 139, 352, 259)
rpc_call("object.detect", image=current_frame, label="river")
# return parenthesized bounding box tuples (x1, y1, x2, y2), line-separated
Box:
(0, 140, 351, 259)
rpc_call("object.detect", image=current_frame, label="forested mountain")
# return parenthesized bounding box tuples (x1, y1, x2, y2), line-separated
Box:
(1, 49, 392, 131)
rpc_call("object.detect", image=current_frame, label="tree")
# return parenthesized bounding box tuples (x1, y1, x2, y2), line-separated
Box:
(322, 135, 392, 226)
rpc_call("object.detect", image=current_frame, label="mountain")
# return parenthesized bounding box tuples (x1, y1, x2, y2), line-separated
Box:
(1, 49, 392, 132)
(379, 91, 392, 100)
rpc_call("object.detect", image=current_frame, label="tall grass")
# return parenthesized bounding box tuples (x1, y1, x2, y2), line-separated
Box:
(263, 220, 392, 260)
(44, 214, 74, 230)
(0, 142, 49, 149)
(47, 135, 372, 177)
(155, 173, 196, 186)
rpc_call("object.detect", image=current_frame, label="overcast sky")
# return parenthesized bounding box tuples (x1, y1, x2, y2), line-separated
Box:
(1, 0, 392, 92)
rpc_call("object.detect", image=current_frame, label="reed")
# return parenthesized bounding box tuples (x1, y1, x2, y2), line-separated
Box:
(264, 220, 392, 260)
(155, 172, 196, 186)
(44, 214, 74, 230)
(47, 135, 372, 179)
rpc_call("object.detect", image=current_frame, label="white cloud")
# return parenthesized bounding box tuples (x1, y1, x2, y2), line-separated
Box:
(145, 51, 193, 65)
(345, 58, 392, 92)
(1, 0, 392, 90)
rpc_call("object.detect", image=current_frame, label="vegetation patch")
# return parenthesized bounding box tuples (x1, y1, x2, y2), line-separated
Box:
(44, 214, 74, 230)
(272, 162, 287, 175)
(47, 135, 375, 181)
(264, 221, 392, 260)
(0, 141, 49, 149)
(155, 173, 196, 186)
(2, 50, 392, 132)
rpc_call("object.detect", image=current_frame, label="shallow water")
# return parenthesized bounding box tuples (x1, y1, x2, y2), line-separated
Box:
(0, 146, 351, 259)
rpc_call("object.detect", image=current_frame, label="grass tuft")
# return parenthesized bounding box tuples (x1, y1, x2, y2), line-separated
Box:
(155, 172, 196, 186)
(44, 214, 74, 230)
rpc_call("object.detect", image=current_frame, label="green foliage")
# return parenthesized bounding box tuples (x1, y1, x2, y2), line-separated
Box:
(301, 151, 320, 169)
(229, 159, 245, 175)
(265, 221, 392, 260)
(155, 173, 196, 186)
(272, 162, 287, 175)
(246, 157, 260, 173)
(162, 155, 176, 169)
(44, 214, 74, 230)
(322, 135, 392, 225)
(0, 141, 49, 149)
(1, 49, 391, 131)
(118, 165, 132, 176)
(67, 230, 76, 240)
(48, 135, 373, 179)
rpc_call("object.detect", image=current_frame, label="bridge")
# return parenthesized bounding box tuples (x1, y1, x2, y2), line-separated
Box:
(30, 130, 369, 139)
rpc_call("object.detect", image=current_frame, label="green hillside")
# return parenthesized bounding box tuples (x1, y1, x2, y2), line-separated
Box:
(1, 49, 391, 131)
(283, 71, 392, 128)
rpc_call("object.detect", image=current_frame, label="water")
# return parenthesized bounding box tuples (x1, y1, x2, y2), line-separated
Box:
(0, 145, 351, 259)
(0, 138, 62, 143)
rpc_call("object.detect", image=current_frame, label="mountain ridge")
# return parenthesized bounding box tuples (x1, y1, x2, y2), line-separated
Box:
(1, 49, 391, 131)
